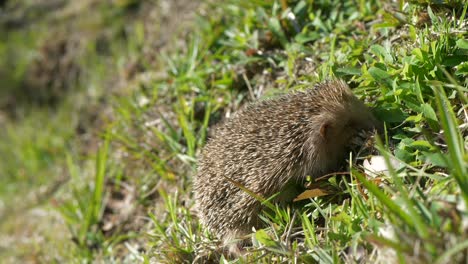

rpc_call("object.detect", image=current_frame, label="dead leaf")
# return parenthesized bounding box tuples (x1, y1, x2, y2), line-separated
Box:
(293, 188, 331, 202)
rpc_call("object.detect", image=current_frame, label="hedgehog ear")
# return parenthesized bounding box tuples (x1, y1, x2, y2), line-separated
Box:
(319, 122, 329, 139)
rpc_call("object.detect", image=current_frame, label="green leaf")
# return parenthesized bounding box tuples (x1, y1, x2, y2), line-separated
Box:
(255, 229, 278, 247)
(336, 67, 361, 76)
(422, 151, 448, 168)
(421, 103, 439, 131)
(294, 32, 320, 44)
(373, 107, 408, 123)
(368, 67, 393, 88)
(405, 114, 423, 123)
(427, 5, 437, 24)
(456, 39, 468, 50)
(455, 61, 468, 76)
(410, 140, 433, 149)
(395, 147, 413, 163)
(412, 48, 424, 62)
(370, 44, 393, 64)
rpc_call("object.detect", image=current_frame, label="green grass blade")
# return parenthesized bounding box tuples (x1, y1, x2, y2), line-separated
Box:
(431, 83, 468, 204)
(375, 138, 430, 241)
(93, 131, 109, 222)
(352, 169, 415, 229)
(435, 239, 468, 264)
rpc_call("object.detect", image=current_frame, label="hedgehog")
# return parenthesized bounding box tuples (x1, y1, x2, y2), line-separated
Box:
(193, 80, 380, 255)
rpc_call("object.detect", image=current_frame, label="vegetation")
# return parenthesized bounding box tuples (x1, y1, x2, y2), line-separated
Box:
(0, 0, 466, 263)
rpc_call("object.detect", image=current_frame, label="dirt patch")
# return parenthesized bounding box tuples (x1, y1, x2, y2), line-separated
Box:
(0, 0, 202, 262)
(22, 35, 82, 106)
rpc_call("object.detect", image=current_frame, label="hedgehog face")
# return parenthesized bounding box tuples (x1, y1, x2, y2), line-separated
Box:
(313, 102, 379, 171)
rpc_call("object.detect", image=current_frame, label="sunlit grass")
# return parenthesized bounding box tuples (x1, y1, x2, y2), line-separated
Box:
(1, 0, 467, 262)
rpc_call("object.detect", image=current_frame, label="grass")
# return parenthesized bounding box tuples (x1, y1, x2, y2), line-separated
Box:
(1, 0, 467, 263)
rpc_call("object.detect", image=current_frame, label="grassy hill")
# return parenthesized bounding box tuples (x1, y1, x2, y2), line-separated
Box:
(0, 0, 466, 262)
